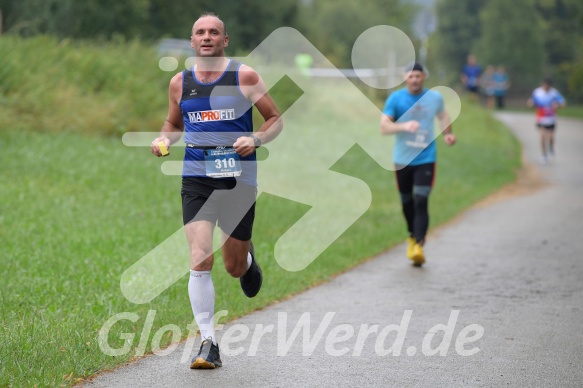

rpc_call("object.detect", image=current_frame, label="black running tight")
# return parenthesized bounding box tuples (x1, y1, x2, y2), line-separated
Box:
(395, 163, 435, 244)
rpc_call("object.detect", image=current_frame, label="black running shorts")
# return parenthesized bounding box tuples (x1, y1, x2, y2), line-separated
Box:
(181, 177, 256, 241)
(394, 162, 436, 193)
(536, 123, 555, 131)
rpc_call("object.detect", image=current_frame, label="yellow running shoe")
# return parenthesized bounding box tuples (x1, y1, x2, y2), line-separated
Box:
(411, 243, 425, 267)
(406, 237, 416, 259)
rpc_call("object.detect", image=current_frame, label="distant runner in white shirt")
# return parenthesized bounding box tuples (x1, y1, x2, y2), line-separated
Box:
(527, 78, 566, 164)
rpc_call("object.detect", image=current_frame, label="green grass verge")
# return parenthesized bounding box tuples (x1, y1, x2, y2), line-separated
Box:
(501, 105, 583, 120)
(0, 36, 521, 387)
(0, 101, 520, 387)
(558, 105, 583, 119)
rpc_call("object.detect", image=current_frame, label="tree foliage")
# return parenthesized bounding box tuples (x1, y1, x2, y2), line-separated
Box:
(432, 0, 487, 81)
(432, 0, 583, 99)
(0, 0, 414, 66)
(144, 0, 300, 52)
(477, 0, 545, 92)
(563, 39, 583, 102)
(0, 0, 300, 53)
(300, 0, 415, 66)
(535, 0, 583, 99)
(0, 0, 150, 39)
(536, 0, 583, 66)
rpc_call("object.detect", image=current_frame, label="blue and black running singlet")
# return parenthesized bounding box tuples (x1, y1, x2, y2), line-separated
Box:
(180, 59, 257, 186)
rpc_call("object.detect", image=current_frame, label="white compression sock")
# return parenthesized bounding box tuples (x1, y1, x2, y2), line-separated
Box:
(188, 270, 216, 344)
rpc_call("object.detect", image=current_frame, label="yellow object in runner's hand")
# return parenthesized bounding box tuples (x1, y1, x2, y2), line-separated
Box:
(158, 141, 169, 156)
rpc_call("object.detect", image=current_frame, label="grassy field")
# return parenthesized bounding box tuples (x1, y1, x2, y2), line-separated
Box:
(558, 105, 583, 119)
(0, 37, 521, 386)
(0, 35, 170, 138)
(503, 102, 583, 120)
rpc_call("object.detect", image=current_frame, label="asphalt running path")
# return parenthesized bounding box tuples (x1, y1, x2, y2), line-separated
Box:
(88, 112, 583, 387)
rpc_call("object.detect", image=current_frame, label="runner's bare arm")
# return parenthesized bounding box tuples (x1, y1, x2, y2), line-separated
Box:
(553, 99, 567, 109)
(234, 65, 283, 157)
(151, 73, 185, 157)
(380, 114, 419, 135)
(437, 110, 456, 146)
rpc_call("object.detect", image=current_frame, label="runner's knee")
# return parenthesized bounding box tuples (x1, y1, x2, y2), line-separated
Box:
(399, 192, 413, 204)
(413, 185, 431, 211)
(413, 185, 431, 198)
(190, 248, 213, 271)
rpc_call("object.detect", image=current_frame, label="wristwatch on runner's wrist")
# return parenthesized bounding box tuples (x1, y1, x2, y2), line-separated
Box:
(250, 134, 262, 147)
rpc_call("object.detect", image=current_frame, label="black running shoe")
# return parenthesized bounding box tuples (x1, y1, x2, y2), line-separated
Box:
(240, 241, 263, 298)
(190, 338, 222, 369)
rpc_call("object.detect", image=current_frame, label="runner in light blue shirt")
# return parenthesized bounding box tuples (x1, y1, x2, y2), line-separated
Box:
(380, 63, 456, 267)
(383, 86, 444, 166)
(492, 65, 510, 109)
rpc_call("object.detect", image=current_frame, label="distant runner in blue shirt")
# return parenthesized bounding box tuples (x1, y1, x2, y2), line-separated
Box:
(492, 65, 510, 109)
(380, 63, 456, 267)
(527, 77, 566, 164)
(461, 54, 481, 100)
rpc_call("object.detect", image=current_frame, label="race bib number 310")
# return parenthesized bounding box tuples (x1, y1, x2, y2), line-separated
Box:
(204, 147, 242, 178)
